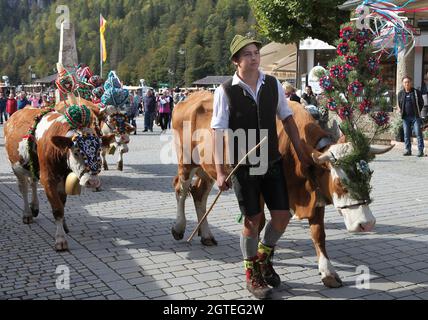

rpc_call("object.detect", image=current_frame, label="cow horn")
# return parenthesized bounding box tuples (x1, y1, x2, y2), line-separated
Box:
(98, 107, 107, 118)
(369, 144, 395, 155)
(312, 151, 334, 165)
(56, 62, 65, 74)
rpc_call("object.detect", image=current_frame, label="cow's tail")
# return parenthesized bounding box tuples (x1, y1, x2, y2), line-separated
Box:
(17, 137, 39, 181)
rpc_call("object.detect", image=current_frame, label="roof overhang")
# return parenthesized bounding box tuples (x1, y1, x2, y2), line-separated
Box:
(299, 38, 336, 50)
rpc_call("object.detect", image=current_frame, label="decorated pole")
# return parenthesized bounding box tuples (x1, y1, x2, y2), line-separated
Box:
(187, 136, 268, 244)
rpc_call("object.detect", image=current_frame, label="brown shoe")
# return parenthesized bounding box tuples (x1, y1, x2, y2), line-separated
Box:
(257, 243, 281, 288)
(245, 259, 271, 300)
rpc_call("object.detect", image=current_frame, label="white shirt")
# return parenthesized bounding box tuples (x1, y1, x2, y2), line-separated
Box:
(211, 71, 293, 129)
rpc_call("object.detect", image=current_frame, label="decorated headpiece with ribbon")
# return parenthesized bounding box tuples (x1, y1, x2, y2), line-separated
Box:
(101, 71, 129, 108)
(75, 64, 94, 82)
(56, 69, 78, 95)
(64, 105, 92, 130)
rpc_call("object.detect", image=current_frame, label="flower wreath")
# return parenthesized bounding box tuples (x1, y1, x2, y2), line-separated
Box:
(23, 106, 56, 180)
(334, 122, 375, 202)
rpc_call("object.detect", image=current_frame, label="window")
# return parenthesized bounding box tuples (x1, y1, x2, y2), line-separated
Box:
(314, 50, 336, 68)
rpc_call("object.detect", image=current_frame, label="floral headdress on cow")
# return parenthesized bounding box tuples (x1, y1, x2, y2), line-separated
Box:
(24, 106, 56, 181)
(56, 64, 105, 105)
(313, 3, 407, 202)
(101, 71, 129, 108)
(64, 104, 103, 175)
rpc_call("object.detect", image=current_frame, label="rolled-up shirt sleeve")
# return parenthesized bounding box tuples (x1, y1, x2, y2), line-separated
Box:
(211, 86, 230, 129)
(276, 79, 293, 121)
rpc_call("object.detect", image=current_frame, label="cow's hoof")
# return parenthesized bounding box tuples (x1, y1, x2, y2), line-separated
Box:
(171, 227, 184, 241)
(55, 238, 69, 252)
(23, 216, 33, 224)
(322, 275, 343, 288)
(201, 237, 218, 246)
(94, 187, 103, 192)
(31, 206, 39, 217)
(117, 163, 123, 171)
(103, 165, 109, 171)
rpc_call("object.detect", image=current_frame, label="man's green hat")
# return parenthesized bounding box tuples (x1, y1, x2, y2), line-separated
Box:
(230, 34, 262, 60)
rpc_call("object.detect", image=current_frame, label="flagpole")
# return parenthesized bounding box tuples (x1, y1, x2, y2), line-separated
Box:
(100, 14, 103, 79)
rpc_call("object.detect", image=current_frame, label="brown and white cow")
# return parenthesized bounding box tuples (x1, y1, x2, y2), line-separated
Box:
(4, 107, 114, 251)
(57, 100, 135, 171)
(99, 105, 135, 171)
(171, 91, 394, 288)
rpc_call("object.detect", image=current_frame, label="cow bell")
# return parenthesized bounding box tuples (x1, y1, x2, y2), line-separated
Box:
(65, 172, 82, 196)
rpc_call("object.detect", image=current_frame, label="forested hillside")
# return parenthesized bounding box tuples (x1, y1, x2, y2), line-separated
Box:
(0, 0, 260, 86)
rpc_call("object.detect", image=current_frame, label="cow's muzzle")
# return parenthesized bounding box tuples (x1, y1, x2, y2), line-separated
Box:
(79, 173, 101, 189)
(340, 205, 376, 233)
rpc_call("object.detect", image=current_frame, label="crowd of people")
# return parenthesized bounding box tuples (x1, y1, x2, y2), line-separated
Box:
(0, 87, 191, 130)
(121, 88, 192, 135)
(0, 91, 54, 124)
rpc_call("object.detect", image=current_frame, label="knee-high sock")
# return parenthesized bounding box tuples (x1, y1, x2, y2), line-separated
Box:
(261, 220, 284, 248)
(240, 234, 258, 260)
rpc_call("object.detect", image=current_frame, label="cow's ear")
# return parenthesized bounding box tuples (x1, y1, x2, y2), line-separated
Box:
(51, 136, 73, 150)
(125, 124, 136, 134)
(101, 134, 115, 148)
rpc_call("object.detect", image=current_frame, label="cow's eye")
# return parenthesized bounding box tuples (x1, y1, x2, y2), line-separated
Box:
(73, 151, 80, 157)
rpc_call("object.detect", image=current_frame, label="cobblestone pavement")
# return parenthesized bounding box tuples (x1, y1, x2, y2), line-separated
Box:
(1, 117, 428, 300)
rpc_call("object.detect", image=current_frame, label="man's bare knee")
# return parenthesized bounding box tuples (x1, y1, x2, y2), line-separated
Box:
(270, 210, 291, 232)
(243, 213, 263, 237)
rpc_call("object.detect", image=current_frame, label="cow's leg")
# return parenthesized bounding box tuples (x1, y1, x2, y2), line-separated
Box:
(44, 184, 68, 251)
(16, 175, 32, 224)
(117, 150, 124, 171)
(191, 175, 217, 246)
(58, 183, 69, 234)
(102, 148, 109, 171)
(309, 207, 343, 288)
(172, 167, 198, 241)
(30, 180, 39, 218)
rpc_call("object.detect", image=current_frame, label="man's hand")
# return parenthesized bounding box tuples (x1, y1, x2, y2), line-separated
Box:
(295, 146, 314, 170)
(216, 172, 232, 191)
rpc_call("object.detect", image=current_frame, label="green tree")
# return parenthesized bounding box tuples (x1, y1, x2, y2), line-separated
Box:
(249, 0, 349, 45)
(0, 0, 258, 85)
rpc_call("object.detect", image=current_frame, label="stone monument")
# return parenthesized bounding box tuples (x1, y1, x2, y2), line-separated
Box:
(56, 21, 78, 103)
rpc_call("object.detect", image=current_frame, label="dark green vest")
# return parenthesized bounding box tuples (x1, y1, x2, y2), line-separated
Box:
(223, 75, 281, 166)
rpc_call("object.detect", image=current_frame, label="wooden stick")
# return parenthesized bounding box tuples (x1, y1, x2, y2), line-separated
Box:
(186, 136, 268, 243)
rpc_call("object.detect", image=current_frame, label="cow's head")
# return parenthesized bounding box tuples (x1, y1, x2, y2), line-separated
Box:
(104, 112, 134, 153)
(52, 132, 115, 188)
(313, 142, 394, 233)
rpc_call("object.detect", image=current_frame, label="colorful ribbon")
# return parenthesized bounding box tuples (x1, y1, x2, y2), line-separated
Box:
(352, 0, 427, 61)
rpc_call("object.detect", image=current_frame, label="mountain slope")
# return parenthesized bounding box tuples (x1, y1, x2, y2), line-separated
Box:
(0, 0, 258, 86)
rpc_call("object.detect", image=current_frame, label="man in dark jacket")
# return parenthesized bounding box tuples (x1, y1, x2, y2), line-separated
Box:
(143, 89, 157, 132)
(398, 76, 425, 157)
(0, 92, 7, 124)
(421, 74, 428, 118)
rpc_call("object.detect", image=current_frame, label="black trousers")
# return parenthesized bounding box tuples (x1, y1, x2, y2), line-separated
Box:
(159, 113, 170, 130)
